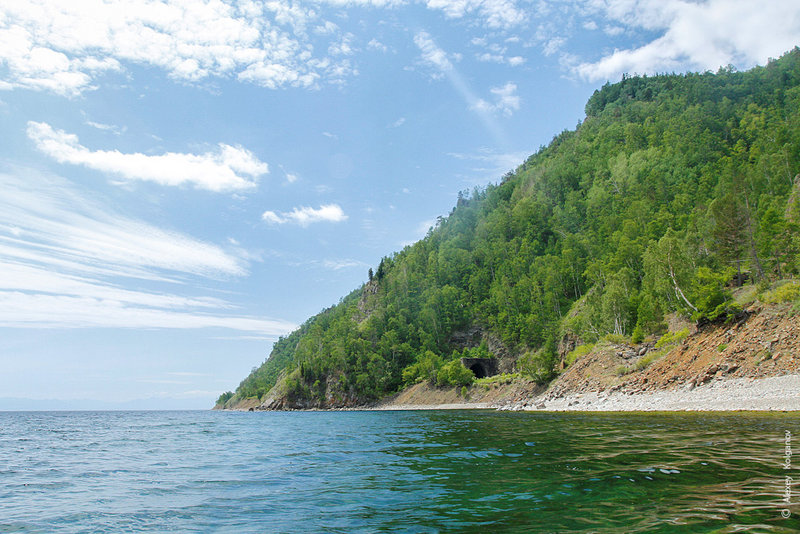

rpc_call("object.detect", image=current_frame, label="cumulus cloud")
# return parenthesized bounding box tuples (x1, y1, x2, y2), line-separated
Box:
(0, 0, 533, 96)
(0, 0, 351, 95)
(473, 82, 520, 116)
(262, 204, 348, 227)
(0, 168, 294, 333)
(575, 0, 800, 81)
(27, 121, 267, 192)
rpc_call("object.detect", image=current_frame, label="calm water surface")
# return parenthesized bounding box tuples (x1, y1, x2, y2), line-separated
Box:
(0, 410, 798, 532)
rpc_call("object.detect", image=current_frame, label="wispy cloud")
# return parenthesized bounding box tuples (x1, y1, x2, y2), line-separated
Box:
(573, 0, 800, 81)
(414, 31, 508, 138)
(262, 204, 348, 227)
(322, 258, 368, 270)
(28, 121, 267, 192)
(414, 31, 457, 76)
(447, 147, 527, 181)
(472, 82, 520, 116)
(0, 167, 295, 334)
(425, 0, 526, 29)
(84, 119, 126, 135)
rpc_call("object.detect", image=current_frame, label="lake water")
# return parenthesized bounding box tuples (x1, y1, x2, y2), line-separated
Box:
(1, 410, 798, 532)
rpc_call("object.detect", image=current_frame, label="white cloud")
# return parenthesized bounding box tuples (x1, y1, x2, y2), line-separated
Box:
(447, 147, 527, 180)
(0, 0, 533, 96)
(0, 291, 295, 333)
(425, 0, 527, 29)
(414, 31, 455, 74)
(472, 82, 520, 116)
(0, 0, 354, 95)
(367, 38, 388, 52)
(28, 121, 267, 192)
(0, 168, 295, 334)
(543, 37, 565, 57)
(389, 117, 406, 127)
(84, 119, 126, 135)
(471, 36, 525, 65)
(322, 258, 368, 270)
(574, 0, 800, 81)
(262, 204, 348, 227)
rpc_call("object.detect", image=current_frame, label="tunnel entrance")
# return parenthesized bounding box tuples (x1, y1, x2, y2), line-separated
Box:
(460, 357, 498, 379)
(469, 363, 487, 379)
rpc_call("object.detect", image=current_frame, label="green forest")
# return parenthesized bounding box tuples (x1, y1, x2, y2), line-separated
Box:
(217, 48, 800, 409)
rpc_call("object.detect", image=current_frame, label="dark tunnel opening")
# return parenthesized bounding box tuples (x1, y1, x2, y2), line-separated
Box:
(469, 363, 487, 379)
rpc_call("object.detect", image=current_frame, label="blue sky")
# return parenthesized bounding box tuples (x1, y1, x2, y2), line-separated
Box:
(1, 0, 798, 409)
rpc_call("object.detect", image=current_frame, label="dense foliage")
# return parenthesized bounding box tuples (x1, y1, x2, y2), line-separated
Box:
(219, 49, 800, 408)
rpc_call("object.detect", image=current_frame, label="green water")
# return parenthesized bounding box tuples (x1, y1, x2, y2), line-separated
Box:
(1, 410, 798, 532)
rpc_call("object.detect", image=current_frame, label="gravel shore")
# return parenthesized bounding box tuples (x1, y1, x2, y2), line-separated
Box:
(500, 374, 800, 412)
(374, 374, 800, 412)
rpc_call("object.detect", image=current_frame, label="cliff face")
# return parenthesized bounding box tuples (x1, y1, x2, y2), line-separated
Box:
(218, 49, 800, 411)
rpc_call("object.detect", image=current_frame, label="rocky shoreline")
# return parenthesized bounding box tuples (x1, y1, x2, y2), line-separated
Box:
(371, 374, 800, 412)
(500, 374, 800, 412)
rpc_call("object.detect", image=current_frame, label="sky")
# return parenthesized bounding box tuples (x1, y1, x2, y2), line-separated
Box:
(1, 0, 798, 410)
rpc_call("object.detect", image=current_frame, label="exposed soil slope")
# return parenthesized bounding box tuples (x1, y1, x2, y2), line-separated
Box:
(546, 302, 799, 400)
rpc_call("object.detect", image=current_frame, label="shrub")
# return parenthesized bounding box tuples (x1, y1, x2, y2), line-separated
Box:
(436, 358, 475, 388)
(655, 328, 689, 349)
(518, 349, 557, 384)
(630, 325, 645, 344)
(402, 350, 444, 386)
(691, 267, 741, 322)
(761, 281, 800, 304)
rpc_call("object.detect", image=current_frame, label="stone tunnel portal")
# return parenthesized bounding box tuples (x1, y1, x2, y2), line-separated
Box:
(460, 357, 498, 379)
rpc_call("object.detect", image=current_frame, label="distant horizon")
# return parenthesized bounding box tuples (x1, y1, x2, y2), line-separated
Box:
(0, 396, 213, 412)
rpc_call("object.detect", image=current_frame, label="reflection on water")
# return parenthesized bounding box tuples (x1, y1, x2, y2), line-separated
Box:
(0, 410, 797, 532)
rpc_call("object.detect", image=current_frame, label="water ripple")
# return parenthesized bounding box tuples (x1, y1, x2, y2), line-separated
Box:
(0, 411, 797, 532)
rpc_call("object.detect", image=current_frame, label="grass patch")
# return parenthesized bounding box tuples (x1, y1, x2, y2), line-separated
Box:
(565, 343, 595, 367)
(602, 333, 628, 344)
(616, 348, 669, 375)
(717, 343, 728, 352)
(760, 280, 800, 304)
(474, 372, 519, 387)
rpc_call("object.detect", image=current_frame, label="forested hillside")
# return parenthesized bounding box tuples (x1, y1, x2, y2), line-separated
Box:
(217, 48, 800, 410)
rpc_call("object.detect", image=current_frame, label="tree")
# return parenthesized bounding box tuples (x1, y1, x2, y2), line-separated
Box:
(643, 230, 697, 314)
